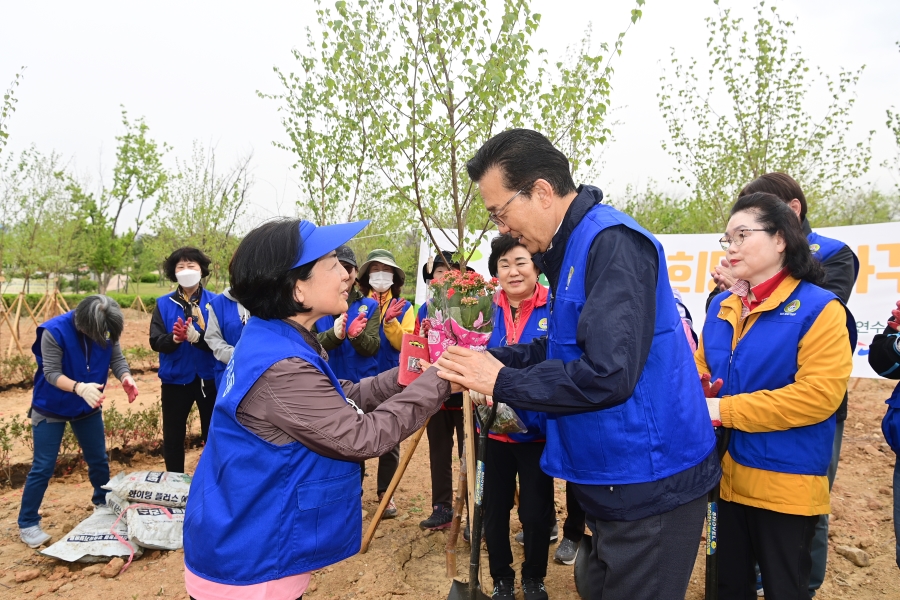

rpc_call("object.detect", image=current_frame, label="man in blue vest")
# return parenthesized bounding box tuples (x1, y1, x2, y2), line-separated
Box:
(437, 129, 721, 600)
(705, 172, 859, 596)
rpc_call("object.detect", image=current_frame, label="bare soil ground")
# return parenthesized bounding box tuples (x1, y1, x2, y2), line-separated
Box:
(0, 312, 897, 599)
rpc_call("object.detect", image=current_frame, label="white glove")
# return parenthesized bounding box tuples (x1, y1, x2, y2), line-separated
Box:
(333, 313, 347, 340)
(185, 324, 201, 344)
(706, 398, 721, 424)
(75, 382, 105, 409)
(469, 391, 493, 406)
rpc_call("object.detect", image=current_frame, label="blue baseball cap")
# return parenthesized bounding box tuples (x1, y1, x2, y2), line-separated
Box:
(291, 220, 371, 269)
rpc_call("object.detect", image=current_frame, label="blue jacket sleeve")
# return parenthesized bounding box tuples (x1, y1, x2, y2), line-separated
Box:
(493, 226, 658, 415)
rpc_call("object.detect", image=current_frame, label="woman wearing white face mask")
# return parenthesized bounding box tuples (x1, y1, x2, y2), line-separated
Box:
(149, 247, 219, 473)
(357, 249, 415, 517)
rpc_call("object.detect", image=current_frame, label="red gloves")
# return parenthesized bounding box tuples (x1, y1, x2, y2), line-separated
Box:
(172, 317, 188, 342)
(889, 300, 900, 331)
(347, 313, 367, 339)
(420, 318, 431, 336)
(383, 298, 405, 323)
(700, 373, 723, 398)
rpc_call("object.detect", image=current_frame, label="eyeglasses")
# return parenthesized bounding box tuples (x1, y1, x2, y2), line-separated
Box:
(718, 228, 775, 251)
(487, 189, 525, 227)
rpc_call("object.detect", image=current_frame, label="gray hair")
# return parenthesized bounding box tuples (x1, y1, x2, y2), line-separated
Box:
(73, 295, 125, 347)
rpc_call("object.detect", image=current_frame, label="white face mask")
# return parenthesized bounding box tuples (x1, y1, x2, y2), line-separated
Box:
(176, 269, 202, 288)
(368, 271, 394, 293)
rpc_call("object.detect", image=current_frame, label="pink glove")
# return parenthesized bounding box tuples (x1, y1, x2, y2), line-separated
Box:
(383, 299, 404, 323)
(700, 373, 723, 399)
(122, 375, 139, 404)
(889, 300, 900, 331)
(347, 313, 367, 338)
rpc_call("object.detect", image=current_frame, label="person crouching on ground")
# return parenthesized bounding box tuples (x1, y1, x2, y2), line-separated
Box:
(696, 192, 855, 598)
(19, 295, 139, 548)
(183, 218, 457, 600)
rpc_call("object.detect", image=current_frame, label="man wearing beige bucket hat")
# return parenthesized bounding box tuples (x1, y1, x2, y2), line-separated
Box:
(358, 249, 416, 517)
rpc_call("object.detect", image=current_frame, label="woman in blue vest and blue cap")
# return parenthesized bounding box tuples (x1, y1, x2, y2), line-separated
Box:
(696, 192, 855, 598)
(149, 247, 218, 474)
(183, 218, 456, 600)
(19, 295, 139, 548)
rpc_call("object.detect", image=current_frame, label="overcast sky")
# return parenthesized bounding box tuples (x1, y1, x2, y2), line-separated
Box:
(2, 0, 898, 231)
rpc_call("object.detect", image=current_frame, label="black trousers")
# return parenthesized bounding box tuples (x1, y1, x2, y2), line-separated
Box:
(160, 377, 216, 473)
(585, 494, 706, 600)
(360, 445, 401, 494)
(483, 439, 555, 581)
(426, 409, 465, 507)
(718, 499, 818, 600)
(563, 480, 586, 542)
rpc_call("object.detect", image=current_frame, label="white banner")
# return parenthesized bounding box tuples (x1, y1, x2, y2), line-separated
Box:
(417, 222, 899, 378)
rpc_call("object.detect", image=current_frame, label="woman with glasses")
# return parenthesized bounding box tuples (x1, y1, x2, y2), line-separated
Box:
(696, 192, 855, 598)
(184, 219, 456, 600)
(481, 234, 554, 600)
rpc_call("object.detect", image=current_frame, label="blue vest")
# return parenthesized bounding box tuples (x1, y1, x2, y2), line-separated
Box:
(375, 299, 412, 373)
(207, 294, 247, 389)
(184, 317, 362, 585)
(542, 204, 716, 485)
(704, 281, 856, 475)
(156, 289, 218, 385)
(314, 296, 380, 383)
(807, 231, 859, 278)
(487, 299, 550, 443)
(32, 312, 112, 419)
(882, 383, 900, 454)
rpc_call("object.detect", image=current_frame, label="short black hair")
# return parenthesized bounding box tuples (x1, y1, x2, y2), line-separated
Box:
(163, 247, 212, 282)
(730, 192, 824, 285)
(487, 234, 531, 278)
(466, 129, 576, 197)
(739, 173, 808, 221)
(228, 218, 316, 320)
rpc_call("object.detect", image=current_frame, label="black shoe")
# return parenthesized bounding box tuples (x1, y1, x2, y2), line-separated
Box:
(492, 578, 515, 599)
(463, 522, 470, 542)
(522, 578, 549, 600)
(419, 504, 454, 530)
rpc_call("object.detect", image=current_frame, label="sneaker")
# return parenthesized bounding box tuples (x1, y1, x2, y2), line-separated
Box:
(492, 577, 515, 599)
(756, 567, 764, 597)
(515, 522, 559, 546)
(20, 525, 51, 548)
(522, 578, 549, 600)
(463, 522, 470, 543)
(554, 537, 579, 565)
(378, 492, 397, 519)
(420, 505, 454, 530)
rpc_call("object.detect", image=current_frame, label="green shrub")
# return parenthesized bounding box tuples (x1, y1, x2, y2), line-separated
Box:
(0, 354, 36, 386)
(122, 346, 158, 371)
(75, 279, 98, 292)
(139, 273, 160, 283)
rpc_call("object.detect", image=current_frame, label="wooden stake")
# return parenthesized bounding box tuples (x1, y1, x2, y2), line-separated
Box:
(445, 447, 468, 577)
(360, 417, 430, 553)
(463, 392, 477, 526)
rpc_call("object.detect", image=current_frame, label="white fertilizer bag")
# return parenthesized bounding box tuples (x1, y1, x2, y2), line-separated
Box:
(102, 471, 191, 508)
(39, 506, 142, 563)
(106, 492, 184, 550)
